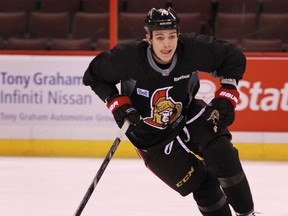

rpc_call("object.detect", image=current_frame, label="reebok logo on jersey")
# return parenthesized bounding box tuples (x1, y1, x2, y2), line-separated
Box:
(174, 74, 190, 82)
(137, 88, 149, 98)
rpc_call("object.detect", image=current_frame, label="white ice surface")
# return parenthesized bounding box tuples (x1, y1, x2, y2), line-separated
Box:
(0, 157, 287, 216)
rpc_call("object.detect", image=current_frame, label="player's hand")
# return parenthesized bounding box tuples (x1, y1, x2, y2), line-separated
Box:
(106, 95, 140, 128)
(205, 84, 239, 132)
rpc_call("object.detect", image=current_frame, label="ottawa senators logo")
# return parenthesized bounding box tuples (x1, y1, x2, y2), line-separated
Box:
(144, 87, 182, 129)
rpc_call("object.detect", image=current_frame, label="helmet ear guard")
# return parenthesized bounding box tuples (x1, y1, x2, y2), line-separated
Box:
(144, 7, 180, 38)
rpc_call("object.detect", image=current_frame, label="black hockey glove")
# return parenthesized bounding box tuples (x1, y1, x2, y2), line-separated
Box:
(205, 84, 239, 132)
(106, 95, 140, 128)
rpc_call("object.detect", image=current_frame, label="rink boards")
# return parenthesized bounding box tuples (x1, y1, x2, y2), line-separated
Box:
(0, 138, 288, 161)
(0, 54, 287, 161)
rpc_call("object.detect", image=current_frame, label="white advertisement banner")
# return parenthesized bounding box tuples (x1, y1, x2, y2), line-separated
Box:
(0, 55, 118, 140)
(0, 54, 286, 143)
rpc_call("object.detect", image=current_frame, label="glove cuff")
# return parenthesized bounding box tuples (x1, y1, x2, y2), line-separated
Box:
(220, 78, 238, 88)
(215, 88, 239, 108)
(106, 95, 131, 113)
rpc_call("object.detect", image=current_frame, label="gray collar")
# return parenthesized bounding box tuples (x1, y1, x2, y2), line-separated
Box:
(147, 45, 177, 76)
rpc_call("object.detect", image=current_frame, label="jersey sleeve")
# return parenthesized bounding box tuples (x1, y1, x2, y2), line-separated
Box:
(182, 33, 246, 80)
(211, 38, 246, 80)
(83, 43, 140, 102)
(83, 52, 119, 102)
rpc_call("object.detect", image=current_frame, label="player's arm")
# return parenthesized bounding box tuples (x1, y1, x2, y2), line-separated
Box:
(83, 51, 120, 102)
(83, 45, 140, 128)
(192, 35, 245, 131)
(207, 39, 245, 131)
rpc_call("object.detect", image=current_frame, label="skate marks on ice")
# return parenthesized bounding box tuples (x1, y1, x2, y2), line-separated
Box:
(0, 157, 287, 216)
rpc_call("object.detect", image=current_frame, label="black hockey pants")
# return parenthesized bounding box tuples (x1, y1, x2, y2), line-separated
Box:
(184, 99, 254, 215)
(132, 99, 254, 215)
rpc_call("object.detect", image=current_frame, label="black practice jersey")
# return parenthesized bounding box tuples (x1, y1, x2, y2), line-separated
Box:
(83, 32, 246, 147)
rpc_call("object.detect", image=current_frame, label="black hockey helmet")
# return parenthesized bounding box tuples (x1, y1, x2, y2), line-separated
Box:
(144, 7, 180, 38)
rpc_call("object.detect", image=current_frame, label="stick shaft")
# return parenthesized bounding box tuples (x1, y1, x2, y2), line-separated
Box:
(74, 121, 129, 216)
(74, 138, 121, 216)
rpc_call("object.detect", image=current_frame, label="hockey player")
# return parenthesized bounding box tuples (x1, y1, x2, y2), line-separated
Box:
(83, 7, 255, 216)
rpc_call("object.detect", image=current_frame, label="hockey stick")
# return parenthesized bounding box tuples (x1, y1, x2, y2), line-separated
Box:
(74, 120, 130, 216)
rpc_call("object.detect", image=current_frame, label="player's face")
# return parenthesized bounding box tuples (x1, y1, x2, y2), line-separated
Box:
(147, 29, 178, 64)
